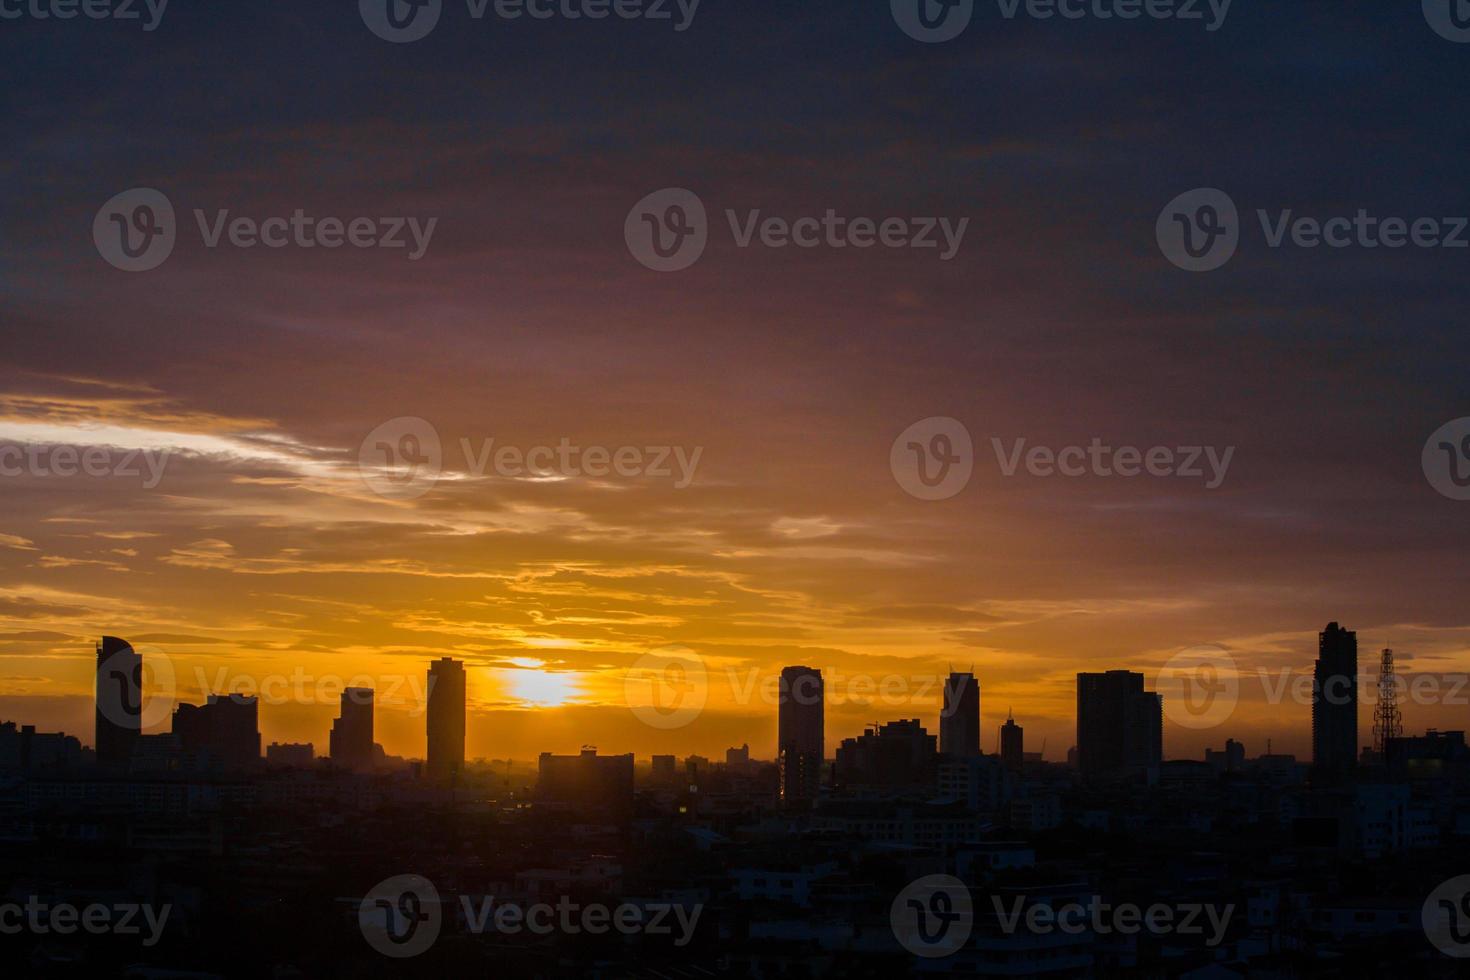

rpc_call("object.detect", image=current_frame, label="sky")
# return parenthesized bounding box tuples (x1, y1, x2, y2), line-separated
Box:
(1, 2, 1468, 763)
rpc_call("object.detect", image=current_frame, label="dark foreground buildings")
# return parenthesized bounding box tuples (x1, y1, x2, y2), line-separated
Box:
(1076, 670, 1163, 783)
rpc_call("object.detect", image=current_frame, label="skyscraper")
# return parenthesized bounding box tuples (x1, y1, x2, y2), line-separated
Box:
(1312, 621, 1358, 783)
(329, 687, 374, 772)
(94, 636, 141, 771)
(940, 670, 980, 758)
(426, 657, 466, 783)
(1000, 709, 1024, 773)
(1076, 670, 1163, 783)
(778, 665, 823, 805)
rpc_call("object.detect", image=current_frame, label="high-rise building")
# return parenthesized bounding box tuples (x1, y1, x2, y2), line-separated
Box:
(329, 687, 374, 771)
(172, 694, 260, 769)
(426, 657, 466, 783)
(834, 719, 937, 789)
(940, 671, 980, 758)
(778, 666, 823, 805)
(1076, 671, 1163, 783)
(1000, 709, 1024, 773)
(650, 754, 677, 784)
(1312, 622, 1358, 783)
(94, 636, 141, 771)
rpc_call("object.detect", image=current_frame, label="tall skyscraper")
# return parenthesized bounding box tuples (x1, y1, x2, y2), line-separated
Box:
(1000, 709, 1024, 773)
(94, 636, 141, 771)
(1312, 621, 1358, 782)
(778, 665, 823, 805)
(940, 670, 980, 758)
(426, 657, 466, 783)
(329, 687, 374, 772)
(1076, 670, 1163, 783)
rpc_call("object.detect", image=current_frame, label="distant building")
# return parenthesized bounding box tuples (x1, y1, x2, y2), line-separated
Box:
(266, 742, 315, 767)
(172, 694, 260, 769)
(937, 754, 1007, 810)
(999, 710, 1024, 773)
(94, 636, 141, 771)
(1206, 738, 1246, 774)
(1384, 729, 1468, 781)
(426, 657, 466, 783)
(940, 671, 980, 758)
(329, 688, 374, 771)
(726, 743, 750, 769)
(835, 719, 937, 790)
(1076, 671, 1162, 783)
(0, 721, 83, 772)
(1312, 622, 1358, 783)
(537, 748, 635, 815)
(778, 666, 823, 805)
(650, 754, 677, 784)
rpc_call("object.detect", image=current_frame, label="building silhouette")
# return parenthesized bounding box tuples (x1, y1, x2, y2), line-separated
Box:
(940, 670, 980, 758)
(426, 657, 466, 783)
(172, 694, 260, 769)
(778, 666, 824, 805)
(265, 742, 315, 767)
(537, 747, 635, 815)
(94, 636, 141, 771)
(329, 687, 374, 771)
(1000, 709, 1024, 773)
(1312, 621, 1358, 783)
(835, 719, 937, 789)
(1076, 670, 1162, 783)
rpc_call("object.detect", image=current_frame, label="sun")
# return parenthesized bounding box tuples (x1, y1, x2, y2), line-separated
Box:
(508, 668, 578, 707)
